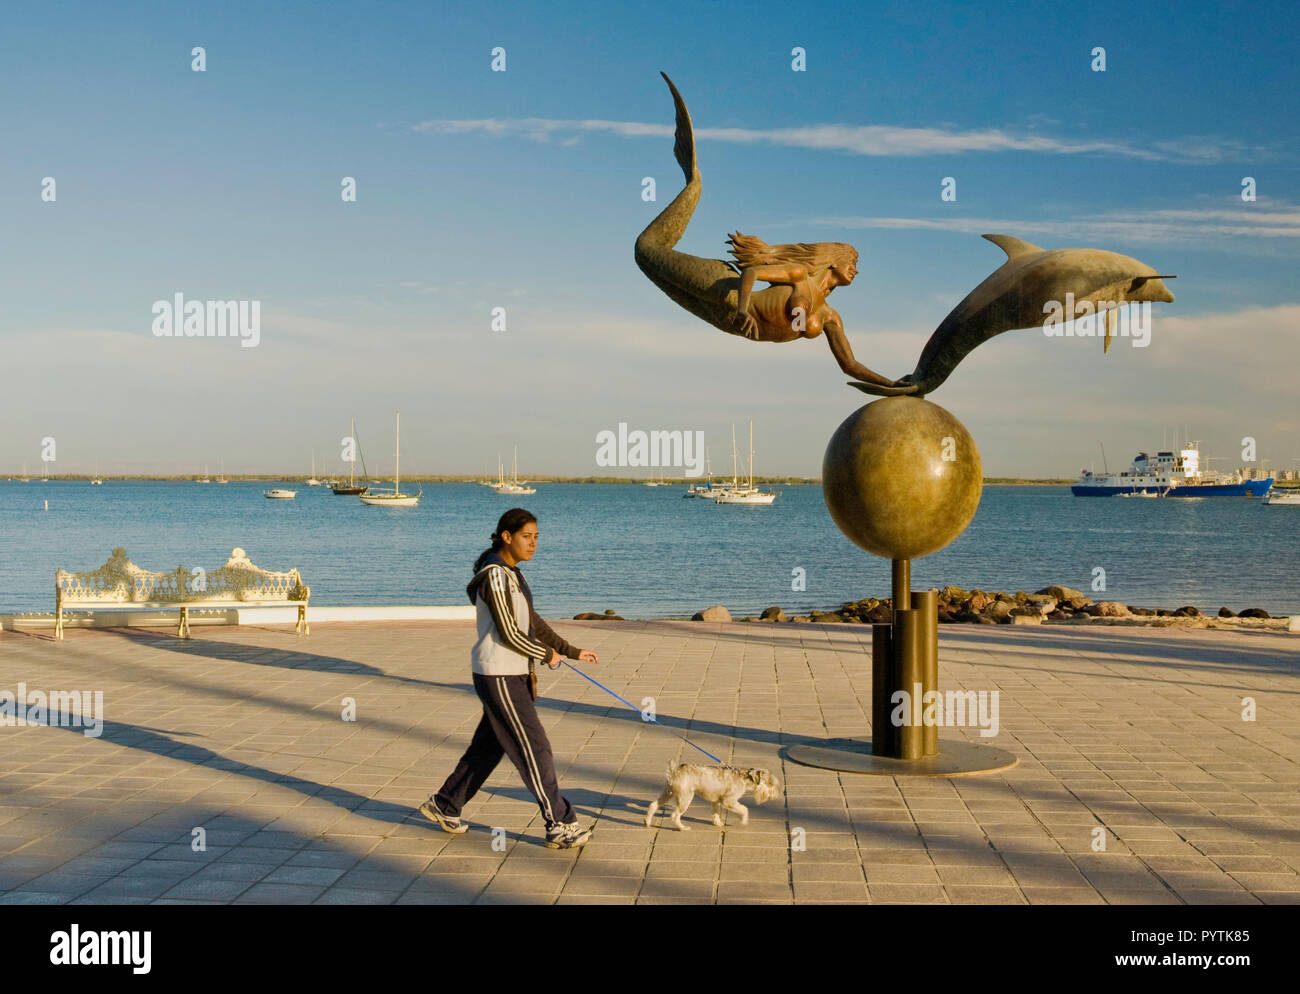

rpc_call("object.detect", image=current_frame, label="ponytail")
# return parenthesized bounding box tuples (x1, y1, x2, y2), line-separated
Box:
(472, 507, 538, 573)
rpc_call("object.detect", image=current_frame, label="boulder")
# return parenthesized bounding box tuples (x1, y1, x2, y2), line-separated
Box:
(692, 605, 731, 622)
(1036, 585, 1094, 610)
(1087, 601, 1131, 617)
(1173, 606, 1200, 618)
(1128, 607, 1155, 616)
(573, 612, 624, 620)
(986, 600, 1013, 623)
(1024, 594, 1058, 615)
(939, 585, 970, 604)
(1289, 616, 1300, 633)
(963, 592, 993, 613)
(1217, 607, 1236, 618)
(1011, 613, 1043, 626)
(937, 602, 957, 623)
(866, 604, 893, 624)
(760, 606, 787, 622)
(1238, 608, 1270, 619)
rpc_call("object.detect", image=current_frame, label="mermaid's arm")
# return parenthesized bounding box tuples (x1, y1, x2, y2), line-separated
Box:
(823, 314, 902, 388)
(737, 264, 807, 316)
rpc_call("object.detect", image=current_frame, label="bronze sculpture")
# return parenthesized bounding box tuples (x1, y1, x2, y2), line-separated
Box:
(634, 73, 897, 390)
(635, 72, 1178, 776)
(636, 73, 1176, 397)
(853, 235, 1176, 397)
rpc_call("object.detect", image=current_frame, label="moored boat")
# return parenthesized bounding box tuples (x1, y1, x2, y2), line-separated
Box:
(1263, 490, 1300, 506)
(1073, 444, 1273, 498)
(358, 412, 420, 506)
(332, 418, 370, 494)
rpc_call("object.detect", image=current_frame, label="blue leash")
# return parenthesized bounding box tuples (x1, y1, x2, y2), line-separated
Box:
(560, 660, 725, 765)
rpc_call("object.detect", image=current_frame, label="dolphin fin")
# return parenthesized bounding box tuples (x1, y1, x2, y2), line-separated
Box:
(1103, 307, 1116, 354)
(982, 234, 1043, 262)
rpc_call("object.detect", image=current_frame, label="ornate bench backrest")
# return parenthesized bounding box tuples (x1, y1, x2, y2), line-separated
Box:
(203, 548, 308, 602)
(57, 547, 308, 604)
(56, 547, 161, 604)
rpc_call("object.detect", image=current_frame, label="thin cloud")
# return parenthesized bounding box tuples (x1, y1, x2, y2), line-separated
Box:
(410, 116, 1252, 164)
(811, 202, 1300, 244)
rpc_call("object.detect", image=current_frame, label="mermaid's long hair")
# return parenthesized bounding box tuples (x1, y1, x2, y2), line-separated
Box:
(726, 231, 857, 273)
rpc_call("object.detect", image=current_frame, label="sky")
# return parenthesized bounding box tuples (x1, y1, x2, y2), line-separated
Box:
(1, 0, 1297, 479)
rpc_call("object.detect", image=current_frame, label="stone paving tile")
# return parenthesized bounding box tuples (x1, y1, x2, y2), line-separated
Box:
(1, 620, 1296, 905)
(943, 885, 1027, 904)
(868, 883, 950, 903)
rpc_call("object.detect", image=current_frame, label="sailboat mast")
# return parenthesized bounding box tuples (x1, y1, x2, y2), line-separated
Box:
(749, 419, 754, 488)
(349, 418, 356, 486)
(395, 412, 401, 491)
(730, 425, 739, 486)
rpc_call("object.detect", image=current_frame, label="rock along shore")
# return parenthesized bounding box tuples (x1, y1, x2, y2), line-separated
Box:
(576, 585, 1297, 631)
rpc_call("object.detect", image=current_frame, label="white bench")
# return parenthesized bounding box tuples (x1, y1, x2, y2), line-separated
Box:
(55, 547, 309, 639)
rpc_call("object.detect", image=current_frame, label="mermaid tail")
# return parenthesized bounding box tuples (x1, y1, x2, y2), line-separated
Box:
(634, 73, 741, 330)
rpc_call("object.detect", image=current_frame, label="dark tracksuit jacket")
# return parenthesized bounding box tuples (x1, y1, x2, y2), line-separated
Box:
(435, 552, 582, 826)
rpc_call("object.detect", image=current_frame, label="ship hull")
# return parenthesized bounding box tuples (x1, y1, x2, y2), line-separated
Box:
(1071, 479, 1273, 498)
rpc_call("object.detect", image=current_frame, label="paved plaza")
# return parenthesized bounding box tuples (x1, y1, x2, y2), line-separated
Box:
(1, 619, 1297, 904)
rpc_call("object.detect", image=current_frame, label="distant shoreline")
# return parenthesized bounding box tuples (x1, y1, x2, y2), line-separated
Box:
(0, 475, 1085, 485)
(5, 475, 1293, 489)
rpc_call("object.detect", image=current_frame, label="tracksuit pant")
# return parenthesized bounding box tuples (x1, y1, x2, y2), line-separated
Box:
(436, 673, 577, 827)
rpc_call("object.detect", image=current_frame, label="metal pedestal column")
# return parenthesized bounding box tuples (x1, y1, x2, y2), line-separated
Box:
(787, 558, 1018, 777)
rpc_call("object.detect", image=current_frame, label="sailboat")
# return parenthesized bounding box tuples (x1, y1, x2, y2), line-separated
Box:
(40, 460, 49, 483)
(714, 421, 777, 505)
(20, 462, 30, 483)
(683, 446, 728, 498)
(306, 452, 321, 487)
(493, 446, 535, 495)
(216, 460, 228, 484)
(359, 413, 421, 506)
(90, 460, 103, 485)
(332, 418, 370, 494)
(198, 465, 211, 483)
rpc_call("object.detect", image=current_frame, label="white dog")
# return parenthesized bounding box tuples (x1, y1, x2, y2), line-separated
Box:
(645, 763, 781, 831)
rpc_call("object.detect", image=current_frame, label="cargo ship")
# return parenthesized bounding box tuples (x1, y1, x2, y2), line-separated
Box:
(1072, 444, 1273, 498)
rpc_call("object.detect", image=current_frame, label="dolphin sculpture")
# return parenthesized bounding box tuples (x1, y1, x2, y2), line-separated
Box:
(850, 235, 1176, 396)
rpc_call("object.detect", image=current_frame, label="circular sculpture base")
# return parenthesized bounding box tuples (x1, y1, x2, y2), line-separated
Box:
(786, 738, 1019, 777)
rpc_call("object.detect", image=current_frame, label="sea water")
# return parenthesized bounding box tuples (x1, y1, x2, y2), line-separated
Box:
(2, 481, 1297, 618)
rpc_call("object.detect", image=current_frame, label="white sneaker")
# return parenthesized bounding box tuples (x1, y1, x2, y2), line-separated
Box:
(419, 797, 468, 834)
(544, 821, 593, 849)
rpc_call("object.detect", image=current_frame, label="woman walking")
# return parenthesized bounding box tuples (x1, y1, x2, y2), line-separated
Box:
(421, 508, 600, 849)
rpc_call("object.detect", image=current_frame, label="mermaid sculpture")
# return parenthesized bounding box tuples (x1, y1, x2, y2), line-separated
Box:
(634, 73, 898, 390)
(635, 73, 1177, 397)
